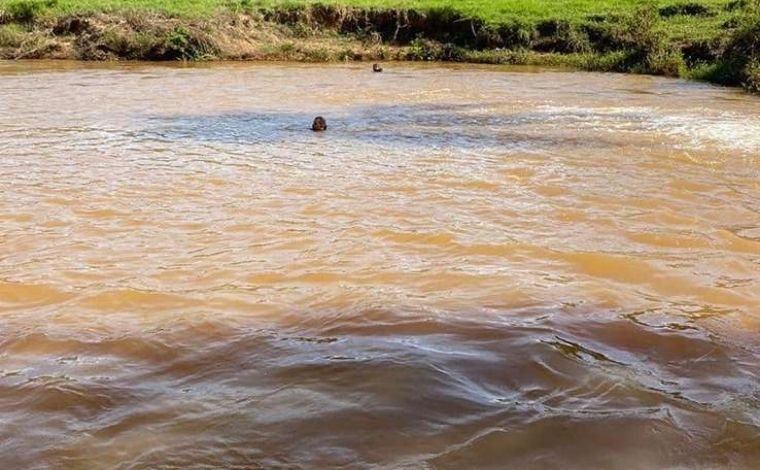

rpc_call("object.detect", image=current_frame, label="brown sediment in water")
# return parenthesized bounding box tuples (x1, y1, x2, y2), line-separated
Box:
(4, 307, 760, 468)
(2, 62, 760, 468)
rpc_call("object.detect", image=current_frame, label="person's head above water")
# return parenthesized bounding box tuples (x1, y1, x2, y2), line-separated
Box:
(311, 116, 327, 132)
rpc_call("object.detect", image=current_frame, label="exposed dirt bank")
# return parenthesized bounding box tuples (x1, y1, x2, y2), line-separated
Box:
(0, 2, 758, 90)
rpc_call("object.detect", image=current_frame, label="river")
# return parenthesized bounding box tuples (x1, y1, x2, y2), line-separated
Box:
(1, 62, 760, 468)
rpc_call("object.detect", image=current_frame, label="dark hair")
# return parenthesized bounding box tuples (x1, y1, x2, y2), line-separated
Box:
(311, 116, 327, 131)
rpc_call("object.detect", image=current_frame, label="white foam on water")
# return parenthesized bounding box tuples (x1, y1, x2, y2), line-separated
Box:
(533, 105, 760, 156)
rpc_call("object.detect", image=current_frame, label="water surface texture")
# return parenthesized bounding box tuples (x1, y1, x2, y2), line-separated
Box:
(1, 62, 760, 469)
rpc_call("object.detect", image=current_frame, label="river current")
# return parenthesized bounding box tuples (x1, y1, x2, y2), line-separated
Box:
(1, 62, 760, 468)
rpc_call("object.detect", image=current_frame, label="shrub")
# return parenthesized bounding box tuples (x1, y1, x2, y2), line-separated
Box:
(164, 26, 216, 60)
(404, 38, 465, 61)
(95, 28, 162, 59)
(0, 24, 25, 47)
(659, 2, 715, 18)
(407, 37, 441, 60)
(303, 45, 332, 61)
(534, 19, 591, 53)
(706, 3, 760, 87)
(745, 59, 760, 91)
(647, 48, 687, 76)
(497, 20, 534, 49)
(474, 24, 503, 49)
(603, 6, 687, 76)
(4, 0, 56, 25)
(580, 50, 631, 71)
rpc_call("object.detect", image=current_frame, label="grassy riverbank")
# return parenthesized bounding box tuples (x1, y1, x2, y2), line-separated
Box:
(0, 0, 758, 91)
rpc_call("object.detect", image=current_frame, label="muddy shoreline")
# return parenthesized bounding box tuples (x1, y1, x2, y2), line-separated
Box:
(0, 3, 758, 90)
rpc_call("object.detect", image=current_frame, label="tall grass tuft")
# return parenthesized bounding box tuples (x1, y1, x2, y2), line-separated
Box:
(694, 1, 760, 90)
(3, 0, 56, 24)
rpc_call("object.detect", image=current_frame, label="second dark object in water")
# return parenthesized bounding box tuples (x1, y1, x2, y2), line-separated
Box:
(312, 116, 327, 132)
(373, 64, 383, 73)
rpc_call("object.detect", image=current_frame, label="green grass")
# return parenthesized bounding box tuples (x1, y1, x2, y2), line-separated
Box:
(0, 0, 737, 21)
(269, 0, 728, 23)
(0, 0, 741, 47)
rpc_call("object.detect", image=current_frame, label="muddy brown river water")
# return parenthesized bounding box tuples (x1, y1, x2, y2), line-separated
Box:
(1, 62, 760, 469)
